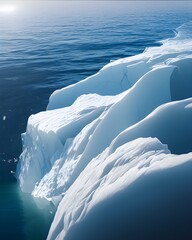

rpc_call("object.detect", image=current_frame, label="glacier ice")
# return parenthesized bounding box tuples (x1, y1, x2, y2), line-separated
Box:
(16, 22, 192, 239)
(48, 137, 192, 240)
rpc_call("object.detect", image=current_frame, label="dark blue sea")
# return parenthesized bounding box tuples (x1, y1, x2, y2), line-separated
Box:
(0, 1, 192, 239)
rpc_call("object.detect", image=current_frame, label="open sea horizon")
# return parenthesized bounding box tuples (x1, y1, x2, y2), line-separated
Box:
(0, 1, 192, 239)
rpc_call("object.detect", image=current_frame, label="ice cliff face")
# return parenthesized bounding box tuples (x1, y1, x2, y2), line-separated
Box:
(17, 22, 192, 239)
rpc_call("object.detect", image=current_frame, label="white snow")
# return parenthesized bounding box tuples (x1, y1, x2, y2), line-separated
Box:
(17, 93, 121, 192)
(47, 137, 192, 240)
(110, 98, 192, 155)
(16, 22, 192, 240)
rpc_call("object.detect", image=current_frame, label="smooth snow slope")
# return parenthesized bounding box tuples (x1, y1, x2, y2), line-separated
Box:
(17, 22, 192, 239)
(48, 137, 192, 240)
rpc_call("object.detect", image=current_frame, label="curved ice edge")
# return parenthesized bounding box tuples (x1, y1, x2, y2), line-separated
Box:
(47, 137, 192, 240)
(16, 22, 192, 239)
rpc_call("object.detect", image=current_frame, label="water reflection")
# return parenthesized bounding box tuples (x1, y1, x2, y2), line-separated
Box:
(0, 179, 55, 240)
(18, 189, 55, 240)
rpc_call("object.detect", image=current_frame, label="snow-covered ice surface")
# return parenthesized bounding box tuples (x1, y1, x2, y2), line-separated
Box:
(17, 22, 192, 239)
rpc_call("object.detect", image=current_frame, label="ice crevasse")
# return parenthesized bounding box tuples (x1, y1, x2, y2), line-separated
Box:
(17, 22, 192, 240)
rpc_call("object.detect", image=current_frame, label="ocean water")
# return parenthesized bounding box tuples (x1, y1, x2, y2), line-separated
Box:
(0, 1, 192, 239)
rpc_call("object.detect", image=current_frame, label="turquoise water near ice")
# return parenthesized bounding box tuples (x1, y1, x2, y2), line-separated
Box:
(0, 1, 192, 239)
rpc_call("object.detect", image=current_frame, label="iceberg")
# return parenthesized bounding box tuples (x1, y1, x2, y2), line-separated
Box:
(17, 22, 192, 239)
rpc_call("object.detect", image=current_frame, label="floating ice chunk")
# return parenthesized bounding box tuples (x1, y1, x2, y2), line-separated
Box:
(16, 21, 192, 240)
